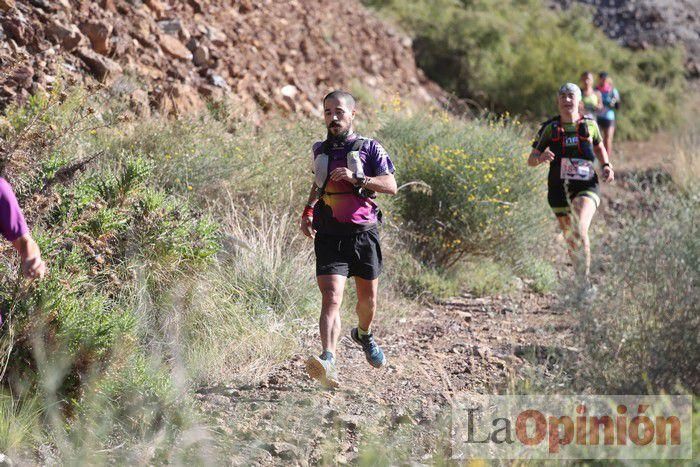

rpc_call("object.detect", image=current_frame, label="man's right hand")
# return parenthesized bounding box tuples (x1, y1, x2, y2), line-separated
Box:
(300, 216, 316, 239)
(538, 147, 556, 164)
(22, 256, 46, 280)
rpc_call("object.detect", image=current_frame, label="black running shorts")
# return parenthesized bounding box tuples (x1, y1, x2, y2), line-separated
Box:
(548, 179, 601, 217)
(596, 117, 615, 129)
(314, 228, 382, 280)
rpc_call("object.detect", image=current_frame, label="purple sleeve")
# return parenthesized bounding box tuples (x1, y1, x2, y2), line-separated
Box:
(0, 178, 29, 242)
(364, 140, 395, 177)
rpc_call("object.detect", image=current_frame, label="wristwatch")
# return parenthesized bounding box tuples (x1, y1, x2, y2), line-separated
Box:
(354, 173, 366, 187)
(602, 163, 613, 170)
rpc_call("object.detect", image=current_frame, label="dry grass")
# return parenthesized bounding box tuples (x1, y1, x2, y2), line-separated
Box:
(670, 121, 700, 192)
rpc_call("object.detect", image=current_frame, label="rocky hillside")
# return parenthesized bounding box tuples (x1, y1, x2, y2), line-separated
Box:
(0, 0, 442, 119)
(552, 0, 700, 76)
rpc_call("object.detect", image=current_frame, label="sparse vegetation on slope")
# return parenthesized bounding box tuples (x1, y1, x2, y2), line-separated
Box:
(572, 121, 699, 394)
(0, 86, 555, 461)
(363, 0, 687, 139)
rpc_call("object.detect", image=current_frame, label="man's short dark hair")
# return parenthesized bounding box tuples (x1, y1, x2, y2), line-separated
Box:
(323, 90, 356, 109)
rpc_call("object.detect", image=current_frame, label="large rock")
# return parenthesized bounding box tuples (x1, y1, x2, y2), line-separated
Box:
(205, 25, 227, 46)
(158, 34, 192, 60)
(1, 17, 27, 45)
(80, 20, 112, 55)
(74, 47, 122, 82)
(192, 44, 210, 66)
(0, 0, 15, 12)
(155, 83, 204, 115)
(144, 0, 166, 19)
(46, 21, 84, 51)
(10, 66, 34, 89)
(128, 88, 151, 117)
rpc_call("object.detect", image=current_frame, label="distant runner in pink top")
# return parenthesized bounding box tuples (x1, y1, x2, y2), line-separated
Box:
(0, 178, 46, 280)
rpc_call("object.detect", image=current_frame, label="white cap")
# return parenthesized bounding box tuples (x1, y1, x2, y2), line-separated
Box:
(558, 83, 582, 100)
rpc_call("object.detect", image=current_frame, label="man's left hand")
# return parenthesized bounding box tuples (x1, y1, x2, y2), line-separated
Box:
(329, 167, 355, 184)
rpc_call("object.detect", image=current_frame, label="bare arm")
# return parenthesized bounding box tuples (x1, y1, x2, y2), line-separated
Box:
(300, 182, 319, 238)
(12, 233, 46, 279)
(305, 182, 320, 207)
(365, 173, 397, 195)
(528, 148, 554, 167)
(594, 141, 614, 182)
(328, 168, 398, 195)
(593, 141, 609, 166)
(595, 90, 604, 111)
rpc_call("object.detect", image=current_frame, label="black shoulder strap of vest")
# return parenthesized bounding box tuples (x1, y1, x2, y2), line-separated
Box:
(551, 117, 562, 141)
(578, 117, 591, 139)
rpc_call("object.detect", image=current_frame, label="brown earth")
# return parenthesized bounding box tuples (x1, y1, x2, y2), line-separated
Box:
(0, 0, 445, 122)
(195, 291, 573, 464)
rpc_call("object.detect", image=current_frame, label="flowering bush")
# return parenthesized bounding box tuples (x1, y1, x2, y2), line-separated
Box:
(380, 112, 549, 267)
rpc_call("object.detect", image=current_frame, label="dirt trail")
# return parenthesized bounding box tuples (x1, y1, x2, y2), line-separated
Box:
(195, 136, 665, 465)
(196, 292, 576, 463)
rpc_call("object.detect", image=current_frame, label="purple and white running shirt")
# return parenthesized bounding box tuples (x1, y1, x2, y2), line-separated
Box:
(311, 134, 394, 235)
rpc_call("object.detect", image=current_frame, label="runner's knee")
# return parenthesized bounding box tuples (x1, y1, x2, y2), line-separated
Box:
(576, 226, 590, 246)
(320, 288, 343, 309)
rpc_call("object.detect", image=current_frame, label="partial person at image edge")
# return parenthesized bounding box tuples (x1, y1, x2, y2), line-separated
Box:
(0, 177, 46, 281)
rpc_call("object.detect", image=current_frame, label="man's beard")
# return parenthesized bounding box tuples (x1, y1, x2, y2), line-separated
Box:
(327, 125, 350, 142)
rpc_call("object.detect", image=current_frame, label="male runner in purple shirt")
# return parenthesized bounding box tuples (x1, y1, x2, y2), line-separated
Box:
(0, 178, 46, 280)
(300, 90, 397, 387)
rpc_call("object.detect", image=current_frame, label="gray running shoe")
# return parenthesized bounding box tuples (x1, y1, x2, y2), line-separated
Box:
(350, 328, 387, 368)
(306, 355, 339, 388)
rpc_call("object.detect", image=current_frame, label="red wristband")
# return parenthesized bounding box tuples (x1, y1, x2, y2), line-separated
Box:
(302, 206, 314, 219)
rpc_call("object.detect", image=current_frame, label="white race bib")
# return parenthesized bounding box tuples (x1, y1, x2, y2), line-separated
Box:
(560, 158, 594, 181)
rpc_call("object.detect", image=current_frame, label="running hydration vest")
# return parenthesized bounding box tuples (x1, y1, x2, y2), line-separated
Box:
(549, 117, 595, 182)
(311, 135, 393, 235)
(548, 117, 596, 162)
(536, 116, 599, 183)
(313, 137, 367, 195)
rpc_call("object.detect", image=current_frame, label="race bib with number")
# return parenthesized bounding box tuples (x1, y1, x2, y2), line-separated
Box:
(560, 158, 594, 181)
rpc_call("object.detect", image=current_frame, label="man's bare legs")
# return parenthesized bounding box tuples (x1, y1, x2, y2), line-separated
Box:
(354, 276, 378, 334)
(317, 274, 346, 355)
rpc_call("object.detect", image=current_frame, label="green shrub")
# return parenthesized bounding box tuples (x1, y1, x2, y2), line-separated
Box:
(388, 254, 461, 302)
(364, 0, 686, 140)
(0, 88, 224, 459)
(572, 191, 698, 393)
(181, 205, 318, 384)
(670, 120, 700, 193)
(378, 111, 550, 269)
(570, 122, 699, 394)
(454, 259, 520, 297)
